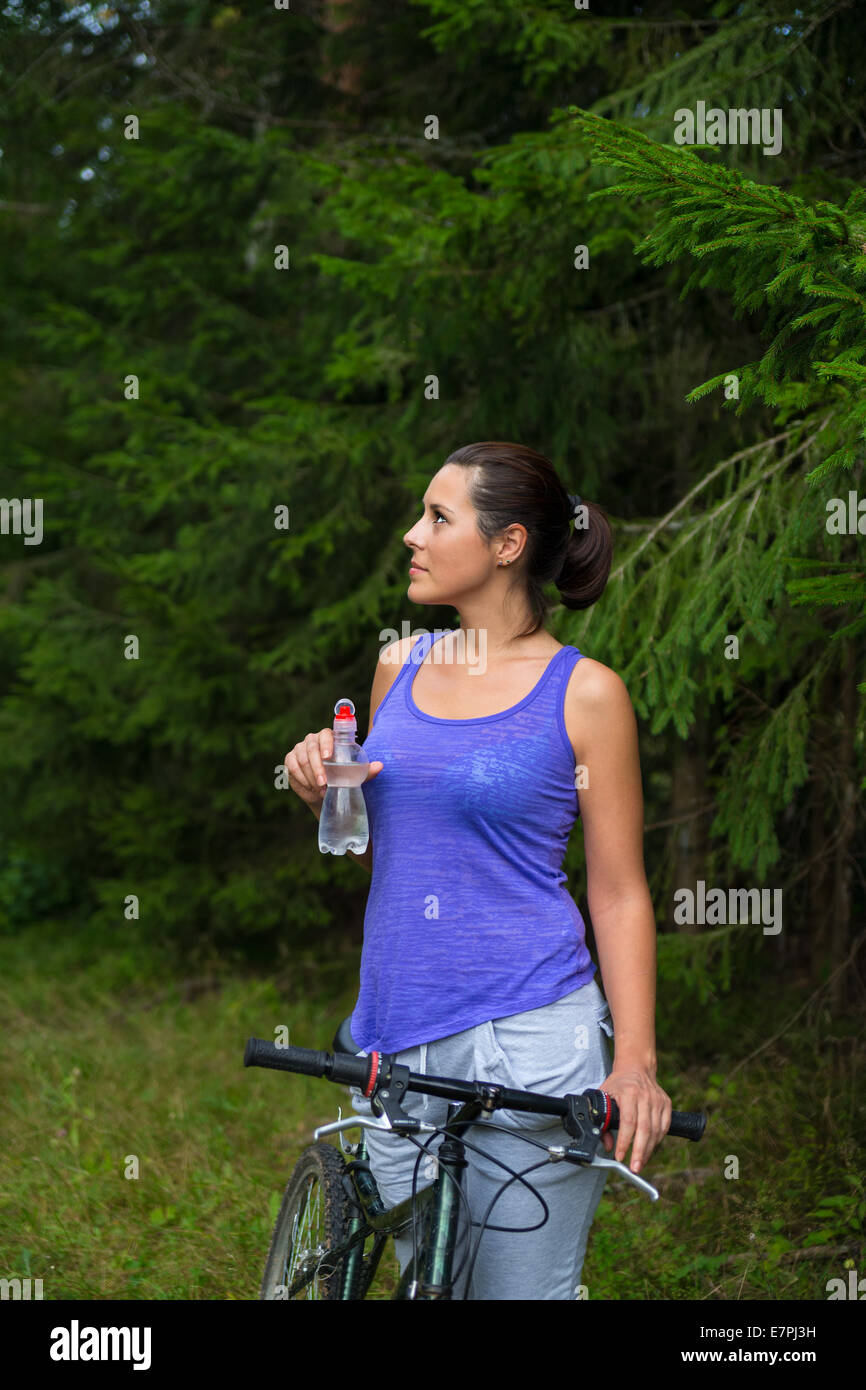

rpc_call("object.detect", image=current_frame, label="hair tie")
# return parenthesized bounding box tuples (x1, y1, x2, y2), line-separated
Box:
(567, 491, 583, 518)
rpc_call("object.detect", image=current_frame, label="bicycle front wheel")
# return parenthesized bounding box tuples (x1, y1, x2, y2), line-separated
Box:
(259, 1141, 352, 1300)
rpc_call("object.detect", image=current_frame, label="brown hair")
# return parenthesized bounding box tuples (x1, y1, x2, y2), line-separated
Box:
(443, 441, 613, 639)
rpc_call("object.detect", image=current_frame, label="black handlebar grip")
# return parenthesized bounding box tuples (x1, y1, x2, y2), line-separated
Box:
(668, 1109, 707, 1141)
(244, 1037, 329, 1077)
(589, 1090, 707, 1141)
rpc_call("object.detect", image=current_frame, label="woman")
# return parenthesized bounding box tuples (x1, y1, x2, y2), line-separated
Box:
(286, 440, 671, 1299)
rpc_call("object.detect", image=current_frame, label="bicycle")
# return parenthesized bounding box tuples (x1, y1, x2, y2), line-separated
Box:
(245, 1014, 708, 1300)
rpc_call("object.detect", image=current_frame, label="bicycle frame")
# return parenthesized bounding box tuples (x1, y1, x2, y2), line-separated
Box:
(298, 1093, 490, 1300)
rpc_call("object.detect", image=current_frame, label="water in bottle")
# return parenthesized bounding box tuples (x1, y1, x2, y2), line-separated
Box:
(318, 698, 371, 855)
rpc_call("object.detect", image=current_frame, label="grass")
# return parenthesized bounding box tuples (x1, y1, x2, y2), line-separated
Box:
(1, 918, 863, 1300)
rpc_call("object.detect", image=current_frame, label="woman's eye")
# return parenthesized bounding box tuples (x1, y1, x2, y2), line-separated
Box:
(433, 509, 446, 523)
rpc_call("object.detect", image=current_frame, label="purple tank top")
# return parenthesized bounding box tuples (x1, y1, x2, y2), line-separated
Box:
(349, 629, 597, 1053)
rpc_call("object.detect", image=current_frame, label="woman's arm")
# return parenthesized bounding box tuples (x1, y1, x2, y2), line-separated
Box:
(566, 658, 671, 1171)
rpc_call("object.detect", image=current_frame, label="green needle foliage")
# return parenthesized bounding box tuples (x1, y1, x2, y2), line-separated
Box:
(561, 105, 866, 878)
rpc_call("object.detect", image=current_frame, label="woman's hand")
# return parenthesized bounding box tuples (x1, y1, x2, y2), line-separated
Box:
(597, 1066, 672, 1173)
(284, 729, 383, 809)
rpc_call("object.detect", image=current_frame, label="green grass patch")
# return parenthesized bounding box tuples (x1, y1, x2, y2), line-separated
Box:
(1, 921, 863, 1299)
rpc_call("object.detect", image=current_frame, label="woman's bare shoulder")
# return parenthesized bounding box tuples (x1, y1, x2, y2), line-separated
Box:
(566, 654, 632, 707)
(563, 655, 635, 761)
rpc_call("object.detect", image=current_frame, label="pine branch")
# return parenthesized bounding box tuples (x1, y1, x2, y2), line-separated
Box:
(605, 420, 826, 585)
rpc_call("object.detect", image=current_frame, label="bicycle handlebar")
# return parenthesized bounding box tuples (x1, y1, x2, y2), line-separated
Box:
(244, 1037, 707, 1142)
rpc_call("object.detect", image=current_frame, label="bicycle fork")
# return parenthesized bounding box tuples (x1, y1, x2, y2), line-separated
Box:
(339, 1131, 388, 1300)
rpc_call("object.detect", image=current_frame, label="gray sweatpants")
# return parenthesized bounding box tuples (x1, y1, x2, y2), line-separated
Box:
(348, 976, 615, 1300)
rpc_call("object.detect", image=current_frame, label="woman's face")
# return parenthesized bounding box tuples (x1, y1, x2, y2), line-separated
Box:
(403, 464, 500, 603)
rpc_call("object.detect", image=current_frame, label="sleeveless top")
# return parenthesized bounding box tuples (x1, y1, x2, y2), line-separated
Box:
(348, 629, 597, 1053)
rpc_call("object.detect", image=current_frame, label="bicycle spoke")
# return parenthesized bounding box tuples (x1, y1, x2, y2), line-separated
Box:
(283, 1175, 322, 1299)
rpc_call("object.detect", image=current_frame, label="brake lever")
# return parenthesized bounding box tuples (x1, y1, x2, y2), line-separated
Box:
(586, 1151, 659, 1200)
(314, 1113, 397, 1141)
(313, 1111, 439, 1142)
(548, 1142, 659, 1199)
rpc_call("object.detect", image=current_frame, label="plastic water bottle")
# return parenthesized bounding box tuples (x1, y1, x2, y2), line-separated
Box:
(318, 698, 371, 855)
